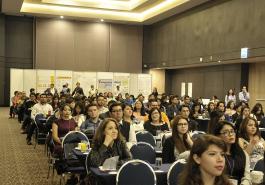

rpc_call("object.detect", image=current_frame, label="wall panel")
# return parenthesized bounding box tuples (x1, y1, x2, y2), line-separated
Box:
(36, 18, 143, 73)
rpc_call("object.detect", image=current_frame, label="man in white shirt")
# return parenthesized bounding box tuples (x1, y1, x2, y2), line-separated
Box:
(27, 94, 53, 145)
(88, 85, 98, 97)
(114, 85, 122, 97)
(97, 95, 108, 114)
(238, 86, 250, 103)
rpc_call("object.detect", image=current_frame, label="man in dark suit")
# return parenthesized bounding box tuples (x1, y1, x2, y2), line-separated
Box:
(44, 83, 58, 96)
(72, 82, 84, 97)
(109, 102, 136, 143)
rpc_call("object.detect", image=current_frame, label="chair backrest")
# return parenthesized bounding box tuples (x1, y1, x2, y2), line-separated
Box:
(116, 159, 156, 185)
(253, 158, 264, 172)
(34, 113, 48, 133)
(191, 131, 206, 140)
(136, 131, 156, 147)
(162, 132, 172, 146)
(62, 131, 89, 160)
(167, 159, 186, 185)
(130, 142, 156, 164)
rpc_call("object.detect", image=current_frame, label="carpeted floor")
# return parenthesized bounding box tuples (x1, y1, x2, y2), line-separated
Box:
(0, 107, 60, 185)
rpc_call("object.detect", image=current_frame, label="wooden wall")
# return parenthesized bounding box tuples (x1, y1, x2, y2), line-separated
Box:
(165, 64, 241, 100)
(143, 0, 265, 68)
(35, 18, 143, 73)
(0, 15, 33, 106)
(249, 62, 265, 108)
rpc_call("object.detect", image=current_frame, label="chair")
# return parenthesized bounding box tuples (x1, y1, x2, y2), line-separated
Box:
(130, 142, 156, 164)
(33, 113, 49, 149)
(161, 132, 172, 146)
(116, 159, 156, 185)
(167, 159, 186, 185)
(253, 158, 264, 172)
(136, 131, 156, 147)
(191, 131, 206, 140)
(60, 131, 89, 184)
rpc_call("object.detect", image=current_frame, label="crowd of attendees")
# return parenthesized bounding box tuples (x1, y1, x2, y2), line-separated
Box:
(8, 83, 265, 185)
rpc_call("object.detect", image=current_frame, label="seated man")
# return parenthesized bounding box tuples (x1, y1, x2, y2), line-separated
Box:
(80, 104, 102, 139)
(26, 93, 53, 145)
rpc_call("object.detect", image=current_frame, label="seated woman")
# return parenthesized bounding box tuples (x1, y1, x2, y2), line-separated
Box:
(87, 118, 132, 167)
(122, 104, 137, 124)
(162, 115, 193, 163)
(179, 135, 231, 185)
(238, 117, 265, 169)
(204, 101, 215, 119)
(191, 103, 202, 119)
(52, 103, 77, 156)
(72, 101, 86, 128)
(251, 103, 264, 122)
(225, 100, 236, 122)
(133, 100, 148, 123)
(213, 121, 252, 185)
(144, 108, 169, 136)
(207, 110, 225, 134)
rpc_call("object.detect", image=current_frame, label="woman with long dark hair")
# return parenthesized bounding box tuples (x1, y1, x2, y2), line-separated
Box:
(179, 135, 232, 185)
(87, 118, 131, 167)
(162, 115, 193, 163)
(251, 103, 264, 122)
(239, 117, 265, 169)
(133, 100, 148, 123)
(213, 121, 251, 184)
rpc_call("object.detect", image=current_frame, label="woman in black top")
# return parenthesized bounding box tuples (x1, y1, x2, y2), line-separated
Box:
(87, 118, 131, 167)
(213, 121, 251, 184)
(162, 115, 193, 163)
(144, 108, 169, 136)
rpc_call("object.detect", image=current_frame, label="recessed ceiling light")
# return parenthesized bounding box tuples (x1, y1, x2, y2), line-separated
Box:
(100, 19, 104, 22)
(60, 15, 64, 19)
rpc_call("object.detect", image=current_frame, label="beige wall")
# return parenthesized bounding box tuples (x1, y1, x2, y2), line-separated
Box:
(35, 18, 143, 73)
(149, 69, 165, 94)
(249, 62, 265, 108)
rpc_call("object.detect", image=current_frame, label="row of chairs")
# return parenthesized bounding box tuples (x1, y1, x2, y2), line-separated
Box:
(115, 159, 186, 185)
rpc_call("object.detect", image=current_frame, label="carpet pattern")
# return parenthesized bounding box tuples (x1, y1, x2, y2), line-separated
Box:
(0, 107, 60, 185)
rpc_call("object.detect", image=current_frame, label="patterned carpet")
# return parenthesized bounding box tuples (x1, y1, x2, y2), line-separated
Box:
(0, 107, 60, 185)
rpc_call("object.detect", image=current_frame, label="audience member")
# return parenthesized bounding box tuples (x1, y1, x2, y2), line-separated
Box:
(225, 89, 236, 106)
(238, 86, 250, 103)
(238, 117, 265, 169)
(213, 121, 252, 184)
(72, 82, 84, 96)
(144, 108, 169, 136)
(179, 135, 231, 185)
(87, 118, 132, 167)
(26, 93, 53, 145)
(179, 105, 198, 131)
(162, 115, 193, 163)
(80, 104, 102, 139)
(52, 103, 77, 156)
(133, 100, 148, 123)
(109, 102, 136, 143)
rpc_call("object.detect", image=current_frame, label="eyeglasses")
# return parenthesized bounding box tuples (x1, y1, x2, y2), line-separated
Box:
(220, 130, 235, 136)
(177, 123, 188, 127)
(111, 109, 122, 113)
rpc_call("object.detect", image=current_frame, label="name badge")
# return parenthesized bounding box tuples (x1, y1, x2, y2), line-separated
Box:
(229, 179, 238, 185)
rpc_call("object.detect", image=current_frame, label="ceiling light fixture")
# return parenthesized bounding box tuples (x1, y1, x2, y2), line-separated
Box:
(60, 15, 64, 19)
(100, 19, 104, 22)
